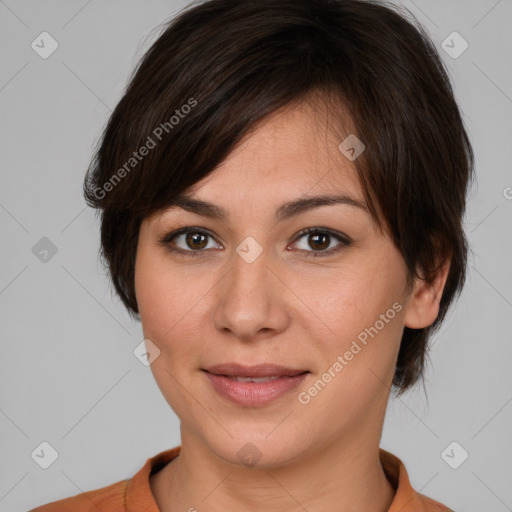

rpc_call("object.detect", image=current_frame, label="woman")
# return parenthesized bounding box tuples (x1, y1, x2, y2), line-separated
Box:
(31, 0, 474, 510)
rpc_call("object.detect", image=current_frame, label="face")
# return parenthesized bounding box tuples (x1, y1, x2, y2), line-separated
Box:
(134, 100, 417, 468)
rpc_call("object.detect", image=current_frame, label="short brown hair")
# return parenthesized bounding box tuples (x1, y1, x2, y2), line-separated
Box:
(83, 0, 475, 395)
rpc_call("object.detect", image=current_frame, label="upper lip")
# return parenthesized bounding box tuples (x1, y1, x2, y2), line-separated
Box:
(203, 363, 308, 378)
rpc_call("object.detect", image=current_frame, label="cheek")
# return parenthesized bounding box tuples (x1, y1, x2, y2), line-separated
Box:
(134, 245, 212, 368)
(135, 240, 185, 332)
(299, 260, 401, 345)
(296, 250, 406, 391)
(298, 274, 403, 425)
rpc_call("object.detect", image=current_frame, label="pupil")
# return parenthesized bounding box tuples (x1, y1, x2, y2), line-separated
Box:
(311, 233, 328, 250)
(187, 232, 207, 249)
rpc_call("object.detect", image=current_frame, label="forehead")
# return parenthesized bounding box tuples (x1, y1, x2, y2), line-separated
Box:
(143, 98, 376, 232)
(188, 99, 364, 201)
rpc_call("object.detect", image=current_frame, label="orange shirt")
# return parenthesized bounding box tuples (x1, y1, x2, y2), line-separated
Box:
(29, 446, 453, 511)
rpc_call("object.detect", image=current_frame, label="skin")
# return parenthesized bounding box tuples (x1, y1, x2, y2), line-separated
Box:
(135, 98, 450, 512)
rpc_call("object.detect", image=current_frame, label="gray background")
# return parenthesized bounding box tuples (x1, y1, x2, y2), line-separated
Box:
(1, 1, 511, 511)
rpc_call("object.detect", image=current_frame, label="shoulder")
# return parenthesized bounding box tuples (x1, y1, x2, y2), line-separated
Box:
(413, 492, 455, 512)
(27, 446, 181, 512)
(27, 479, 128, 512)
(379, 448, 454, 512)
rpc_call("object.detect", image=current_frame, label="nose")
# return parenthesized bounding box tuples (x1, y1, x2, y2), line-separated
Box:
(211, 243, 290, 341)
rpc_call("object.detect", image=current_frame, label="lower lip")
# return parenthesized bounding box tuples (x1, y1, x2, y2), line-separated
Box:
(204, 371, 309, 407)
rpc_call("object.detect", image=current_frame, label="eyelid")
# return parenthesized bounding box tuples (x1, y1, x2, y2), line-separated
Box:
(159, 226, 218, 245)
(290, 227, 351, 247)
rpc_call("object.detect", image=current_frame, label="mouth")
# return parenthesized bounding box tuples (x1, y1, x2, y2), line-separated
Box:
(202, 363, 310, 407)
(203, 362, 309, 378)
(220, 375, 299, 383)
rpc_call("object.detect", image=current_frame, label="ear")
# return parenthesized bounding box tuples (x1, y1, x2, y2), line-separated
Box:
(403, 257, 451, 329)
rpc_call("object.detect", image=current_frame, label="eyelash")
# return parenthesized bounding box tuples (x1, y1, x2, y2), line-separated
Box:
(158, 227, 351, 259)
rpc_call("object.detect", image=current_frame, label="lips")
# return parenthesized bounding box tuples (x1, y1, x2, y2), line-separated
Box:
(203, 363, 310, 407)
(203, 364, 310, 407)
(203, 362, 308, 378)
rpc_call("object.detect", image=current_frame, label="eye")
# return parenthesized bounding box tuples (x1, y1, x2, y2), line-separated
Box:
(159, 226, 351, 259)
(289, 227, 350, 258)
(159, 227, 222, 258)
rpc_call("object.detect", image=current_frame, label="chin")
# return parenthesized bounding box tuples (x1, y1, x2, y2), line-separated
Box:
(203, 431, 306, 470)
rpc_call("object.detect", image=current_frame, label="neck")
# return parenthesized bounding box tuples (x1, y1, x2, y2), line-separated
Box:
(151, 426, 396, 512)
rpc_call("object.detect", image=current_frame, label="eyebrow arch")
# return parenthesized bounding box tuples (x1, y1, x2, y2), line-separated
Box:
(165, 193, 369, 222)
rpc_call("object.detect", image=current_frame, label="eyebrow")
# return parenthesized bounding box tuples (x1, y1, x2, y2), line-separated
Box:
(165, 193, 369, 222)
